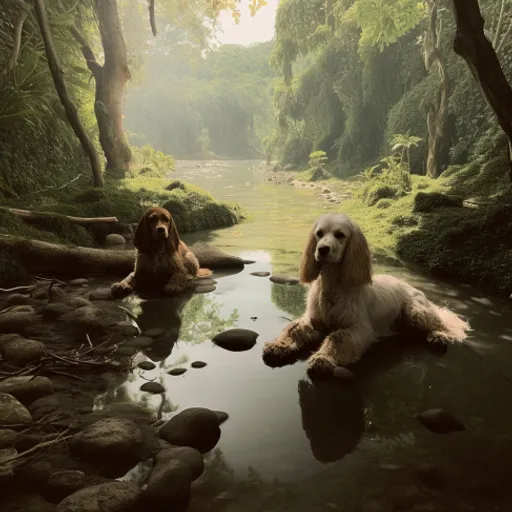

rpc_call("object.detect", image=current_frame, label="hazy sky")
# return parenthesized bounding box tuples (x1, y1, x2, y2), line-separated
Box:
(216, 0, 278, 45)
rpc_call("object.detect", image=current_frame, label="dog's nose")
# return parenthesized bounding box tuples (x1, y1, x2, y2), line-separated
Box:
(318, 246, 330, 257)
(157, 226, 166, 233)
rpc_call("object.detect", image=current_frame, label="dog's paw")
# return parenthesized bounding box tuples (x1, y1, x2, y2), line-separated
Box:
(111, 281, 133, 299)
(307, 355, 335, 380)
(197, 268, 213, 278)
(427, 331, 453, 346)
(262, 341, 298, 368)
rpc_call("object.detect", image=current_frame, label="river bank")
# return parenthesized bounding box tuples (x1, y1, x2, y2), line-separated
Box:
(257, 161, 512, 297)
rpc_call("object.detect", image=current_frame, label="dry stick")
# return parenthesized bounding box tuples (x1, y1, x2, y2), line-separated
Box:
(85, 333, 93, 349)
(0, 285, 32, 293)
(29, 173, 84, 196)
(48, 369, 88, 382)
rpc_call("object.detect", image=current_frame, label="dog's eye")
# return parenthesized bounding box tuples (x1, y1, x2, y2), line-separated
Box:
(316, 230, 323, 238)
(334, 231, 345, 239)
(149, 215, 158, 223)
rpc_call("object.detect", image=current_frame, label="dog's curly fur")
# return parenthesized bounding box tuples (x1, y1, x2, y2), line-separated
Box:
(111, 207, 211, 298)
(263, 213, 470, 379)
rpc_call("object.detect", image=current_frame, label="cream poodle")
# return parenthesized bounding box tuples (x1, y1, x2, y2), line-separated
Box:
(262, 213, 470, 378)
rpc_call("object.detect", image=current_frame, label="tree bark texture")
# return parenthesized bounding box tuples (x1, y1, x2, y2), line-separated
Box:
(32, 0, 104, 187)
(451, 0, 512, 182)
(71, 0, 132, 176)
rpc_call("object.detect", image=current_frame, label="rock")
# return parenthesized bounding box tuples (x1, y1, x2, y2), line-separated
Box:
(4, 494, 56, 512)
(212, 328, 258, 352)
(0, 393, 32, 427)
(0, 446, 17, 477)
(416, 408, 466, 434)
(146, 458, 192, 505)
(242, 259, 256, 264)
(115, 321, 139, 337)
(333, 366, 355, 382)
(0, 429, 17, 448)
(71, 418, 144, 465)
(45, 470, 86, 503)
(251, 271, 271, 277)
(67, 297, 93, 309)
(144, 328, 165, 338)
(156, 446, 204, 480)
(88, 287, 113, 301)
(194, 284, 216, 294)
(137, 361, 156, 371)
(28, 395, 61, 421)
(158, 407, 227, 453)
(105, 233, 126, 246)
(386, 485, 424, 509)
(62, 306, 108, 331)
(194, 278, 217, 287)
(69, 278, 89, 286)
(0, 376, 53, 405)
(3, 294, 33, 307)
(0, 333, 21, 349)
(191, 361, 207, 369)
(2, 337, 45, 365)
(57, 481, 141, 512)
(417, 463, 446, 490)
(269, 275, 299, 285)
(168, 368, 187, 376)
(42, 303, 73, 319)
(0, 309, 39, 333)
(49, 287, 70, 303)
(140, 382, 165, 394)
(125, 336, 153, 349)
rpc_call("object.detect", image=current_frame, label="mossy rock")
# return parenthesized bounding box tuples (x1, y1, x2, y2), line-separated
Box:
(310, 168, 331, 182)
(375, 199, 393, 209)
(391, 214, 419, 227)
(166, 180, 186, 191)
(365, 184, 399, 206)
(413, 192, 463, 213)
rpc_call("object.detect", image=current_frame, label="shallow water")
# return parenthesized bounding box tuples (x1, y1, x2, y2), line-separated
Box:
(101, 161, 512, 511)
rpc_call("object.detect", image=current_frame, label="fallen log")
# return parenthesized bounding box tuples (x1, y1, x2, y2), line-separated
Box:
(2, 208, 118, 226)
(0, 235, 245, 279)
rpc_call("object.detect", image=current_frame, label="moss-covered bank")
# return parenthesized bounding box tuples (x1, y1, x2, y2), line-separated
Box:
(0, 176, 245, 285)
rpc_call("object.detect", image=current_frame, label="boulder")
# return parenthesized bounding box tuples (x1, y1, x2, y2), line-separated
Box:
(2, 337, 45, 365)
(105, 234, 126, 246)
(0, 393, 32, 427)
(146, 458, 192, 505)
(0, 309, 39, 333)
(28, 395, 61, 421)
(45, 470, 86, 503)
(158, 407, 228, 453)
(156, 446, 204, 480)
(140, 382, 165, 394)
(70, 418, 144, 465)
(269, 275, 299, 285)
(0, 376, 53, 405)
(62, 306, 108, 331)
(4, 494, 56, 512)
(0, 429, 18, 448)
(57, 481, 141, 512)
(42, 303, 73, 319)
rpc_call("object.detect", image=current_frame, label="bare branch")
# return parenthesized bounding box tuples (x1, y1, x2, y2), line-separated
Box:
(69, 25, 102, 76)
(493, 0, 506, 48)
(149, 0, 157, 36)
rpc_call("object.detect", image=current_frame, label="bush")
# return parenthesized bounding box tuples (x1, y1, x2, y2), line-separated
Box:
(375, 199, 394, 209)
(413, 192, 463, 213)
(363, 184, 399, 206)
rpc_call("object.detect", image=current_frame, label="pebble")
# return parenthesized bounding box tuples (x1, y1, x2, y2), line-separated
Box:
(251, 271, 271, 277)
(138, 361, 156, 371)
(269, 275, 300, 285)
(212, 328, 258, 352)
(191, 361, 207, 369)
(69, 278, 89, 286)
(144, 328, 166, 338)
(0, 392, 32, 427)
(194, 284, 216, 294)
(88, 287, 113, 301)
(104, 233, 126, 246)
(45, 470, 86, 503)
(0, 429, 18, 449)
(0, 376, 54, 405)
(416, 408, 466, 434)
(168, 368, 187, 376)
(115, 321, 139, 337)
(140, 382, 165, 394)
(42, 303, 73, 318)
(2, 337, 45, 365)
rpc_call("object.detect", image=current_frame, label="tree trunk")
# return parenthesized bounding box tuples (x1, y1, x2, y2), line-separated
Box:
(424, 1, 450, 179)
(451, 0, 512, 182)
(95, 0, 132, 175)
(70, 0, 132, 176)
(32, 0, 104, 187)
(2, 208, 118, 226)
(0, 236, 245, 278)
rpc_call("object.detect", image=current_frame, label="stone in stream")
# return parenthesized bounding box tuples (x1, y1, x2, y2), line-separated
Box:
(1, 336, 45, 365)
(212, 328, 258, 352)
(0, 376, 53, 405)
(168, 368, 187, 376)
(194, 284, 216, 294)
(332, 366, 355, 382)
(115, 320, 139, 337)
(62, 306, 108, 332)
(140, 382, 165, 394)
(251, 271, 271, 277)
(269, 275, 300, 285)
(104, 233, 126, 246)
(45, 470, 86, 503)
(67, 297, 93, 309)
(138, 361, 156, 371)
(0, 429, 18, 449)
(88, 287, 114, 301)
(416, 408, 466, 434)
(69, 278, 89, 286)
(0, 392, 32, 427)
(158, 407, 228, 454)
(28, 395, 61, 421)
(191, 361, 207, 369)
(144, 328, 165, 339)
(42, 303, 73, 319)
(0, 308, 39, 333)
(4, 494, 56, 512)
(70, 418, 144, 465)
(56, 481, 141, 512)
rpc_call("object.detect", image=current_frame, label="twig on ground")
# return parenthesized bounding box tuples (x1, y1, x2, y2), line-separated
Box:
(0, 285, 32, 293)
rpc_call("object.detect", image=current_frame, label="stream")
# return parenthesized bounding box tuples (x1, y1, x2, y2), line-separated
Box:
(103, 161, 512, 511)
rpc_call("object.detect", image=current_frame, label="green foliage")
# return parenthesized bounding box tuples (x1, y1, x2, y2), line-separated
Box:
(308, 150, 328, 170)
(130, 144, 175, 178)
(413, 192, 463, 213)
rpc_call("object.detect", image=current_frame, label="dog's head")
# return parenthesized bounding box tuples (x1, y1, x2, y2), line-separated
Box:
(299, 213, 372, 287)
(134, 207, 180, 253)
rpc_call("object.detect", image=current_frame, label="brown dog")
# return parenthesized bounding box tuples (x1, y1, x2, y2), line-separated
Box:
(111, 207, 212, 298)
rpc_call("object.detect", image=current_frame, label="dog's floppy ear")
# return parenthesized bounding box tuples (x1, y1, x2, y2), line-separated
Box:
(300, 224, 320, 284)
(340, 222, 372, 287)
(168, 215, 181, 251)
(133, 210, 152, 253)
